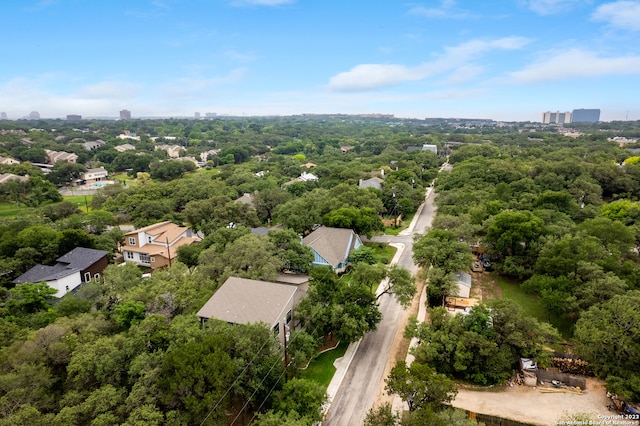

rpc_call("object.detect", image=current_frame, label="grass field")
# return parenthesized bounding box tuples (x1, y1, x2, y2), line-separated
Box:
(63, 195, 93, 212)
(0, 202, 28, 217)
(488, 273, 574, 339)
(300, 341, 349, 388)
(0, 194, 95, 218)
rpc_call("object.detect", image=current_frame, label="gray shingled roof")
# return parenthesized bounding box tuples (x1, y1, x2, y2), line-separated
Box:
(56, 247, 108, 270)
(196, 277, 298, 327)
(13, 247, 108, 284)
(13, 263, 78, 284)
(302, 227, 359, 268)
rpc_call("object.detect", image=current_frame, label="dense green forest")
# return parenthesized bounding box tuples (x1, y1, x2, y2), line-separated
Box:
(1, 116, 640, 424)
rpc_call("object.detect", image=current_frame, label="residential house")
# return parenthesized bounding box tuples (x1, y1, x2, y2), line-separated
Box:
(0, 156, 20, 165)
(283, 172, 319, 186)
(196, 276, 306, 345)
(121, 221, 201, 269)
(235, 192, 256, 208)
(302, 226, 362, 273)
(406, 144, 437, 154)
(117, 131, 140, 141)
(115, 143, 136, 152)
(301, 162, 317, 169)
(200, 149, 220, 162)
(0, 173, 29, 185)
(358, 176, 383, 190)
(155, 144, 183, 158)
(340, 145, 355, 154)
(13, 247, 109, 298)
(82, 167, 109, 184)
(83, 139, 106, 151)
(45, 149, 78, 164)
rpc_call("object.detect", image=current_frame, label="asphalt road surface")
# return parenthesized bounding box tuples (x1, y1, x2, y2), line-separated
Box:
(322, 187, 438, 425)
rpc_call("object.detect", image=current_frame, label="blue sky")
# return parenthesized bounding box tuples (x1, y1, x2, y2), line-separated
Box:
(1, 0, 639, 121)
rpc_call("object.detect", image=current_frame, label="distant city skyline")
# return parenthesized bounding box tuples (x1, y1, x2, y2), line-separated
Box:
(1, 1, 639, 122)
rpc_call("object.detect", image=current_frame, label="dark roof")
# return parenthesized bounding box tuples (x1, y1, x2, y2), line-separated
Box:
(13, 263, 78, 284)
(56, 247, 108, 270)
(13, 247, 108, 284)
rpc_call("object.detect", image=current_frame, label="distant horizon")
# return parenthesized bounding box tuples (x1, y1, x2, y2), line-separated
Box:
(2, 111, 631, 124)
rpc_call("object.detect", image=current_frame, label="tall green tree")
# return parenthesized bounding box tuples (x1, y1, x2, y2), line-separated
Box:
(385, 361, 457, 412)
(574, 290, 640, 402)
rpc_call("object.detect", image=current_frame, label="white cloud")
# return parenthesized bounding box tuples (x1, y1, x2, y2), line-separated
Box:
(592, 1, 640, 31)
(162, 68, 248, 99)
(446, 65, 483, 84)
(77, 81, 139, 99)
(328, 37, 530, 92)
(508, 48, 640, 83)
(408, 0, 474, 19)
(526, 0, 583, 15)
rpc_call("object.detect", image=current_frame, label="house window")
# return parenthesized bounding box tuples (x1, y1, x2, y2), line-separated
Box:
(140, 254, 151, 264)
(94, 273, 100, 281)
(126, 251, 134, 260)
(273, 323, 280, 335)
(128, 237, 136, 246)
(65, 285, 69, 291)
(150, 257, 155, 263)
(147, 236, 152, 243)
(286, 310, 292, 324)
(84, 272, 91, 282)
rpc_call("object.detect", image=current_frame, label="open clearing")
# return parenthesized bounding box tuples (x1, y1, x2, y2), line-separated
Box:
(453, 378, 613, 425)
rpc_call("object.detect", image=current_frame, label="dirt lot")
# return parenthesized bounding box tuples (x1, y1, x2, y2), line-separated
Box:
(373, 271, 618, 426)
(452, 378, 614, 425)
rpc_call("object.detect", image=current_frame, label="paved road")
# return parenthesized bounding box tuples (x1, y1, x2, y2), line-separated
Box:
(322, 187, 438, 425)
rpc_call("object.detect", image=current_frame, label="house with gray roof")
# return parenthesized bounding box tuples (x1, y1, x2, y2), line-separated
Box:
(83, 139, 106, 151)
(302, 226, 362, 273)
(13, 247, 109, 297)
(358, 176, 383, 190)
(196, 276, 306, 345)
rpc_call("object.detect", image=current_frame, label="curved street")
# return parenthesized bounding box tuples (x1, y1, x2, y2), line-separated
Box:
(322, 187, 438, 425)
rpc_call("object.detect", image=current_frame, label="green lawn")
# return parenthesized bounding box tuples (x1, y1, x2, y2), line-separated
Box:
(63, 195, 93, 213)
(0, 202, 29, 217)
(299, 341, 349, 388)
(381, 212, 415, 236)
(488, 273, 574, 339)
(363, 242, 397, 265)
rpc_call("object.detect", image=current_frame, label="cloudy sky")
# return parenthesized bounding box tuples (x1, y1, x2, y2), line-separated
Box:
(1, 0, 639, 121)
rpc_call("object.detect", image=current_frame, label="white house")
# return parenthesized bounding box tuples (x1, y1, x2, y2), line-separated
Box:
(82, 168, 109, 184)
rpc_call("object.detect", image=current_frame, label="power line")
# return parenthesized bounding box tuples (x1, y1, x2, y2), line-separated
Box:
(246, 369, 288, 425)
(229, 354, 286, 425)
(198, 334, 279, 426)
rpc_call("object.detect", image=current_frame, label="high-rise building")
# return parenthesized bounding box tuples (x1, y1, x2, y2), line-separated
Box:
(542, 111, 571, 124)
(119, 109, 131, 120)
(0, 112, 7, 120)
(205, 112, 217, 118)
(572, 109, 600, 123)
(194, 112, 200, 119)
(29, 111, 40, 119)
(66, 114, 82, 121)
